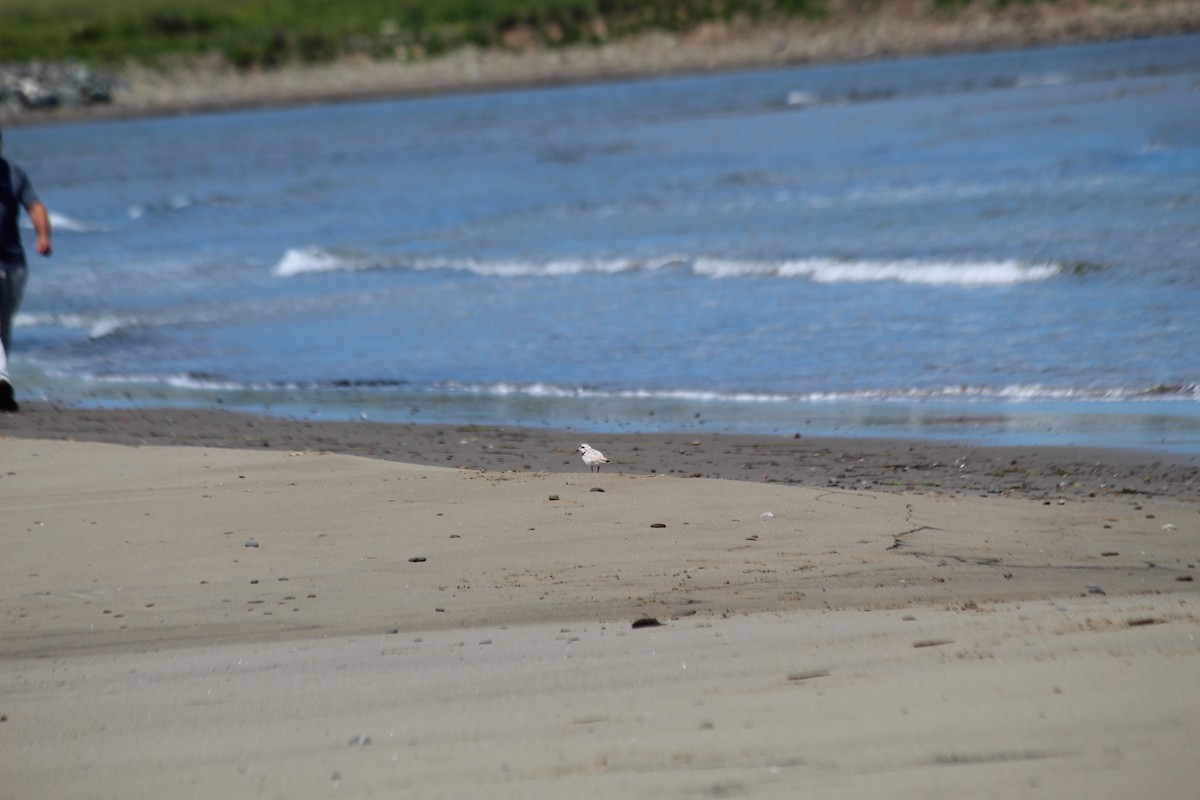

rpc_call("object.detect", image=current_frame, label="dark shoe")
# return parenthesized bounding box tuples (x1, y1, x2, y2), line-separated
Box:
(0, 380, 18, 412)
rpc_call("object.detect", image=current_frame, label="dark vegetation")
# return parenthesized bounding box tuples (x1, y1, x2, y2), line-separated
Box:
(1, 0, 975, 69)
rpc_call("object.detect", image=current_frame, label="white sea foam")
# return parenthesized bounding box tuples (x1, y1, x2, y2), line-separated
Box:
(273, 247, 1065, 287)
(87, 317, 127, 339)
(439, 381, 1199, 405)
(162, 373, 260, 391)
(272, 246, 368, 276)
(13, 311, 135, 338)
(79, 372, 280, 392)
(695, 257, 1061, 286)
(45, 212, 100, 233)
(784, 90, 820, 108)
(20, 212, 100, 233)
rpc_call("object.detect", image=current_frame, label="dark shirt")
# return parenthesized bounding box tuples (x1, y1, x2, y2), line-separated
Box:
(0, 157, 39, 265)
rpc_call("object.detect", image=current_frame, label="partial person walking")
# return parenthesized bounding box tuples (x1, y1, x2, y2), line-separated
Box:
(0, 127, 53, 411)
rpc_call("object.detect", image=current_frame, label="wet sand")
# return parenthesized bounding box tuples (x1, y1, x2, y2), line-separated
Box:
(3, 401, 1199, 500)
(2, 406, 1198, 797)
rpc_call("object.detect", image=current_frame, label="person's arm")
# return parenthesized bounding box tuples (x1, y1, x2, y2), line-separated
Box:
(27, 200, 51, 256)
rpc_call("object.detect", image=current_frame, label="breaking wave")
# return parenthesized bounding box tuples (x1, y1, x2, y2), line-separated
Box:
(272, 247, 1075, 287)
(433, 382, 1200, 405)
(16, 311, 137, 340)
(73, 373, 1194, 406)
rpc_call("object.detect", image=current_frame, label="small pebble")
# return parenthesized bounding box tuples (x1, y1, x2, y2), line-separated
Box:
(408, 557, 427, 563)
(650, 523, 667, 528)
(632, 618, 662, 629)
(244, 541, 259, 548)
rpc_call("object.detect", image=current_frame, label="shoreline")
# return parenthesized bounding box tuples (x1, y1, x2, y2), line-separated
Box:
(4, 401, 1198, 502)
(4, 0, 1199, 126)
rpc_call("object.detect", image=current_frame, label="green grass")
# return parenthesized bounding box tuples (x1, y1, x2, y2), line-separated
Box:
(0, 0, 836, 69)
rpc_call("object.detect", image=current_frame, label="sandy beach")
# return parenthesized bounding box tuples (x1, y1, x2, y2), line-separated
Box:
(2, 406, 1198, 797)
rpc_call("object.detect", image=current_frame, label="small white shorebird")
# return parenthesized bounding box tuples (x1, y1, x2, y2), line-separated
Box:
(576, 443, 610, 472)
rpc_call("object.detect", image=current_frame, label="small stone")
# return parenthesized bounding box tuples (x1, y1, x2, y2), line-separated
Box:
(244, 541, 259, 548)
(650, 523, 667, 528)
(589, 487, 605, 493)
(632, 617, 662, 629)
(408, 557, 427, 563)
(548, 495, 560, 501)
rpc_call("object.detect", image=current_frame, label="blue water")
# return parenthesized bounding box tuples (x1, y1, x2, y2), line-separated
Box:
(9, 35, 1200, 452)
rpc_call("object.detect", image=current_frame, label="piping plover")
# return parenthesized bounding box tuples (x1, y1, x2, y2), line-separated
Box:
(576, 443, 610, 472)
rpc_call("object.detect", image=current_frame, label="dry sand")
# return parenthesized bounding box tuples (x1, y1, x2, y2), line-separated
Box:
(2, 408, 1198, 798)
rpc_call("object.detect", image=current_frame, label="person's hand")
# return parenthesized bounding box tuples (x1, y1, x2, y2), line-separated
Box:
(37, 235, 51, 257)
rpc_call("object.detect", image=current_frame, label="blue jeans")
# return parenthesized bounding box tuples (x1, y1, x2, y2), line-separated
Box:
(0, 260, 28, 382)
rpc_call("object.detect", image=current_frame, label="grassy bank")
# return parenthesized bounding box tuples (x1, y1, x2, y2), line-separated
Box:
(3, 0, 970, 68)
(3, 0, 1196, 124)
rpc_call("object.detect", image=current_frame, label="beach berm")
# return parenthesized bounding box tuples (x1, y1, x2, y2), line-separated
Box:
(2, 417, 1197, 797)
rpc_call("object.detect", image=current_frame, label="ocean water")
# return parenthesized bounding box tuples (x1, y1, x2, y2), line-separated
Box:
(9, 35, 1200, 452)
